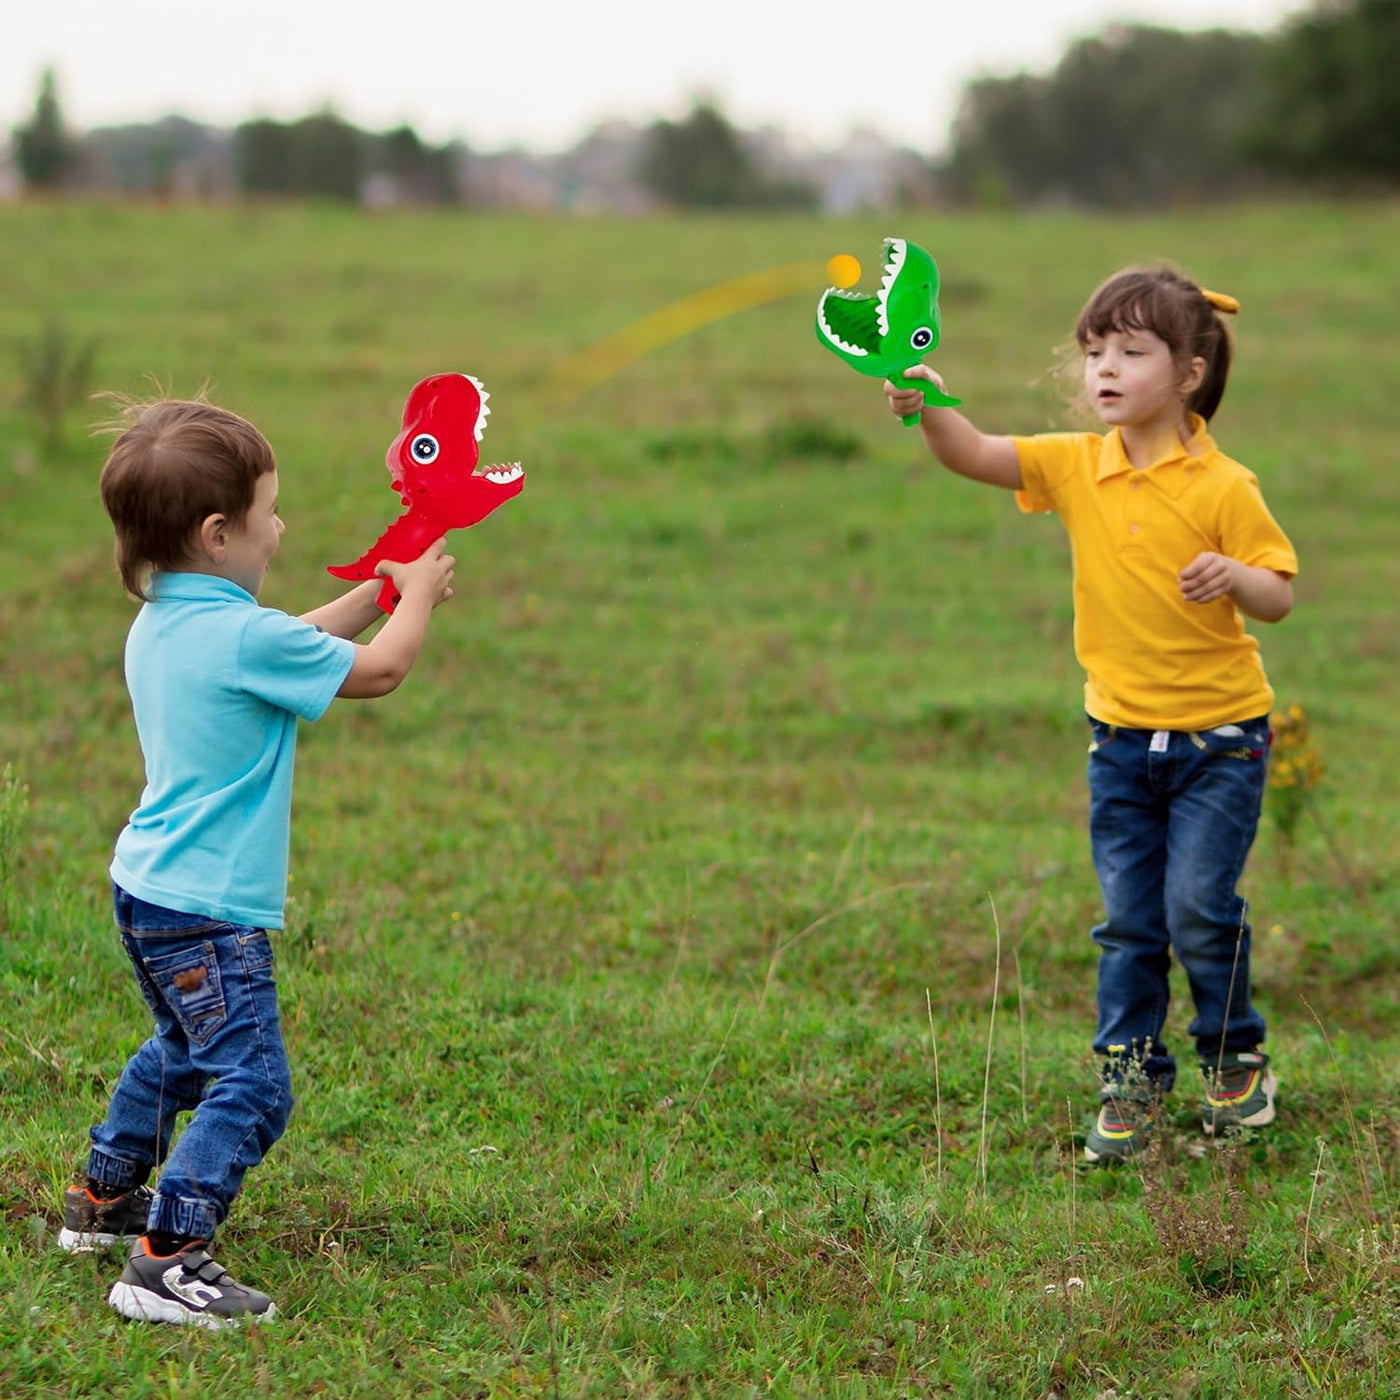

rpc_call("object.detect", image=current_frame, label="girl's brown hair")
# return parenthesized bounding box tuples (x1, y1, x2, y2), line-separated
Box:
(1074, 267, 1237, 421)
(98, 397, 276, 600)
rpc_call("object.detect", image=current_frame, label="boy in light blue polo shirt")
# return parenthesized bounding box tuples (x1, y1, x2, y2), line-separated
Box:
(111, 572, 352, 928)
(64, 397, 457, 1329)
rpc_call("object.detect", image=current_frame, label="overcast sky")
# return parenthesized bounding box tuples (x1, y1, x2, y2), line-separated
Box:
(8, 0, 1308, 154)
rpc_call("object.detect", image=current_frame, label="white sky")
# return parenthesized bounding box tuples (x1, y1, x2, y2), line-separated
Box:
(7, 0, 1308, 154)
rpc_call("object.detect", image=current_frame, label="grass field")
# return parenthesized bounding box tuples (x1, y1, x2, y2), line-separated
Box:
(1, 199, 1398, 1396)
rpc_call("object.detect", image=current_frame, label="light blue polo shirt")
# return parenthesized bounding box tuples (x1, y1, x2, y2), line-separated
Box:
(110, 572, 356, 929)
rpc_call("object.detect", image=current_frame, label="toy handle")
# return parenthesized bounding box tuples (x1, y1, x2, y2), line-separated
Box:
(375, 575, 401, 615)
(894, 369, 962, 424)
(892, 370, 923, 428)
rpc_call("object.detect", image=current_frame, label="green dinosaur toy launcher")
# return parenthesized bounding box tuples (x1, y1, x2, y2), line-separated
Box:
(815, 238, 961, 426)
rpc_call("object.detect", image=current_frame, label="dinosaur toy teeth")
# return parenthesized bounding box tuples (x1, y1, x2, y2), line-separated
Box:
(479, 463, 523, 484)
(876, 236, 907, 336)
(467, 374, 491, 444)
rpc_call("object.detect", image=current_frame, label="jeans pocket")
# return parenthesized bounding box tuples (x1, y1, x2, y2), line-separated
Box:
(1192, 718, 1270, 762)
(1086, 717, 1117, 754)
(141, 941, 229, 1046)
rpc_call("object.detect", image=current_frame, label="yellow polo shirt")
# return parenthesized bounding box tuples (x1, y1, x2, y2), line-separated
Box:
(1012, 417, 1297, 730)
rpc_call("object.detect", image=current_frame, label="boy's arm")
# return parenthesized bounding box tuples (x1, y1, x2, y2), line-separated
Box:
(300, 581, 385, 640)
(886, 366, 1023, 490)
(337, 541, 456, 698)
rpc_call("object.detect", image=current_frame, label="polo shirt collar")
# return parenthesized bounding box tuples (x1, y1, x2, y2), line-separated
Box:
(1096, 415, 1216, 497)
(148, 571, 257, 605)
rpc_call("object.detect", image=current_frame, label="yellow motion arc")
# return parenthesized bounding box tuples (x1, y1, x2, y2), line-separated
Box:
(550, 258, 834, 405)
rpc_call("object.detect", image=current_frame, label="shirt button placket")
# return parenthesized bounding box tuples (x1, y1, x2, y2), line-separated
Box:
(1125, 477, 1143, 538)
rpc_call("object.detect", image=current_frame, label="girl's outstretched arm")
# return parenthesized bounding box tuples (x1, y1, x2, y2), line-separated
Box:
(886, 366, 1023, 490)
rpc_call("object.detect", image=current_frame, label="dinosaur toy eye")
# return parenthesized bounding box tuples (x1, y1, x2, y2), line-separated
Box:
(910, 327, 934, 351)
(409, 433, 439, 464)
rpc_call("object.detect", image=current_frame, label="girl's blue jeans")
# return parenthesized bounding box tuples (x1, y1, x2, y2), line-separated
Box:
(87, 884, 293, 1241)
(1086, 715, 1271, 1092)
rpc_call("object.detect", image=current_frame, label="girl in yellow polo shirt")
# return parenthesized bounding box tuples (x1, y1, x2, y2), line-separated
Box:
(886, 266, 1297, 1163)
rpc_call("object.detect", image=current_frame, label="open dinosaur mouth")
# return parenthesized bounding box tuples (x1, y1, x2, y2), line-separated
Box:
(476, 463, 524, 484)
(461, 374, 521, 483)
(815, 237, 907, 357)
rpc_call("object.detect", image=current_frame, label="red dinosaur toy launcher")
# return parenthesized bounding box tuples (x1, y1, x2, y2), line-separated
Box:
(327, 373, 524, 613)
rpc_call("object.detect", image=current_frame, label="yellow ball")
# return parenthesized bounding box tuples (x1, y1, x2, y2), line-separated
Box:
(825, 254, 861, 289)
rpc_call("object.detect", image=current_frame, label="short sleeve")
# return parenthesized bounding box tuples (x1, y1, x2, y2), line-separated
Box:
(236, 609, 356, 721)
(1218, 475, 1298, 578)
(1011, 433, 1093, 515)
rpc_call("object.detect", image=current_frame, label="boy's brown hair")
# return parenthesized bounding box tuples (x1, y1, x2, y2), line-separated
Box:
(98, 397, 276, 600)
(1074, 266, 1236, 422)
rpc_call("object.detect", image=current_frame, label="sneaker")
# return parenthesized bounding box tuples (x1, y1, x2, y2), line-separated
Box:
(1084, 1086, 1157, 1163)
(1202, 1050, 1277, 1135)
(57, 1183, 153, 1253)
(108, 1238, 277, 1329)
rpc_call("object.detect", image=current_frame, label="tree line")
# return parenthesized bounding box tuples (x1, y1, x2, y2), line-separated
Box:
(12, 76, 462, 204)
(943, 2, 1400, 206)
(12, 0, 1400, 209)
(233, 115, 458, 203)
(10, 72, 816, 210)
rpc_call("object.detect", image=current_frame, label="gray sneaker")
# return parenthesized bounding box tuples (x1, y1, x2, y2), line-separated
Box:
(57, 1183, 153, 1253)
(108, 1239, 277, 1329)
(1202, 1050, 1277, 1135)
(1084, 1086, 1157, 1163)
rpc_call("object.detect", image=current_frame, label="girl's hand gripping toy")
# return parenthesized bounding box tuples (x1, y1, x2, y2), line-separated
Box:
(815, 237, 961, 425)
(327, 373, 524, 614)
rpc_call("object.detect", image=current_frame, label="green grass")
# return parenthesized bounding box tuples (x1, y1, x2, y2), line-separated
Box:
(1, 200, 1398, 1396)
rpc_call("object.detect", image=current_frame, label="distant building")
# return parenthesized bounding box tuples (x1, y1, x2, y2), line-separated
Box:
(458, 146, 559, 212)
(0, 144, 20, 201)
(746, 125, 935, 213)
(554, 121, 659, 215)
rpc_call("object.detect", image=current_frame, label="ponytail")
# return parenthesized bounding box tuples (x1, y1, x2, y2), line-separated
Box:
(1191, 286, 1238, 422)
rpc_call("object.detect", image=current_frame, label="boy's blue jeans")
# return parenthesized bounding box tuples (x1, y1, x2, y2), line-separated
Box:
(87, 884, 293, 1241)
(1086, 715, 1271, 1092)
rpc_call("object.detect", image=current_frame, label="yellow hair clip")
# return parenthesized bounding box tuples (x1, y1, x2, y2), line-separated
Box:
(1200, 287, 1240, 315)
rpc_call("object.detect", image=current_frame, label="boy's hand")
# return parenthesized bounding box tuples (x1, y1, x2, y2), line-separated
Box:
(1178, 551, 1237, 604)
(884, 364, 946, 420)
(375, 538, 455, 607)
